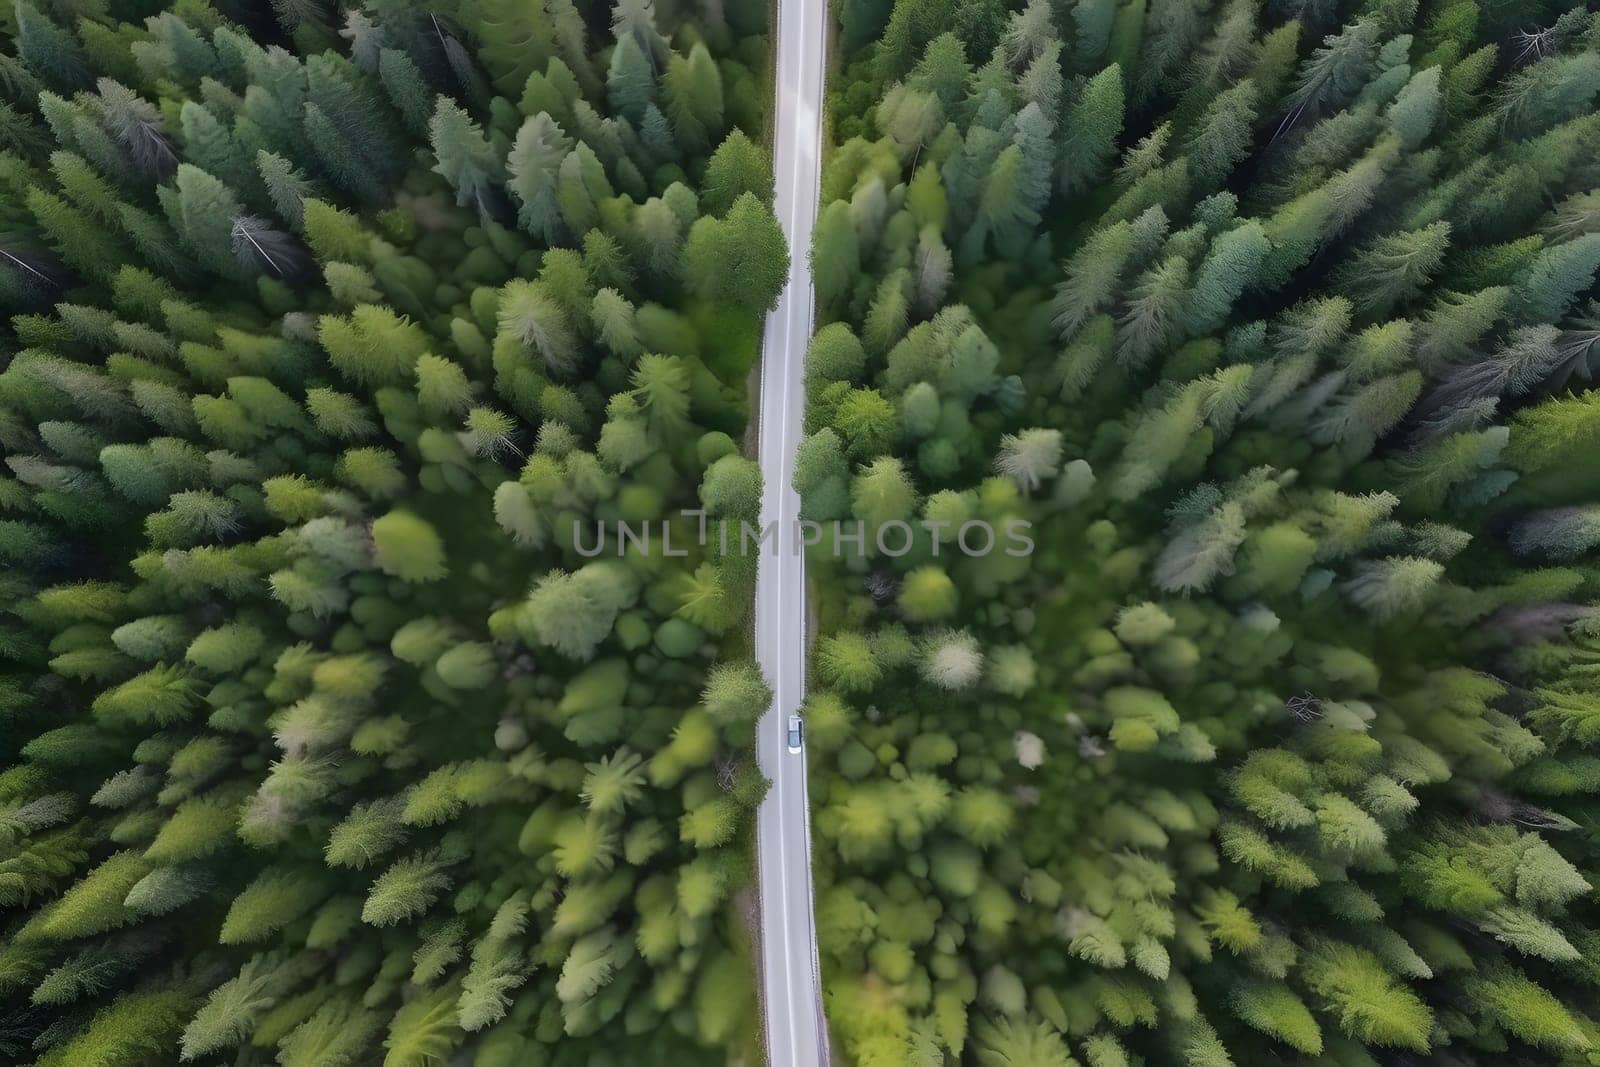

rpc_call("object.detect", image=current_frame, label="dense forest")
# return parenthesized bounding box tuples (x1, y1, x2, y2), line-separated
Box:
(802, 0, 1600, 1064)
(0, 0, 786, 1063)
(8, 0, 1600, 1064)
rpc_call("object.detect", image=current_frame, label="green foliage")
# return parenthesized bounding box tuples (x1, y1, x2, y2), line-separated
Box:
(33, 991, 190, 1067)
(220, 869, 323, 945)
(701, 660, 772, 729)
(179, 959, 276, 1060)
(0, 1, 774, 1061)
(682, 192, 789, 314)
(383, 985, 462, 1067)
(363, 853, 452, 927)
(371, 510, 448, 583)
(703, 130, 774, 216)
(22, 851, 148, 941)
(810, 2, 1600, 1064)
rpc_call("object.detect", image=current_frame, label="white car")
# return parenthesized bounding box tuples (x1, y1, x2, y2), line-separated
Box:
(786, 715, 804, 753)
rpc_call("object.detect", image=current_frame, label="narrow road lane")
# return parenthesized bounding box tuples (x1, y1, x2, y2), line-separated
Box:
(752, 0, 828, 1060)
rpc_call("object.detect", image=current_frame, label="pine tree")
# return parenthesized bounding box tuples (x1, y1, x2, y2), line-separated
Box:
(682, 192, 787, 313)
(605, 33, 657, 124)
(506, 112, 573, 244)
(662, 43, 723, 154)
(94, 78, 178, 178)
(371, 510, 447, 583)
(701, 661, 771, 727)
(1336, 223, 1453, 317)
(14, 2, 92, 91)
(702, 129, 773, 215)
(429, 99, 505, 220)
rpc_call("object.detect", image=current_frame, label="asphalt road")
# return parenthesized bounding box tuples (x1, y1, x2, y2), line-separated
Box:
(752, 0, 829, 1060)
